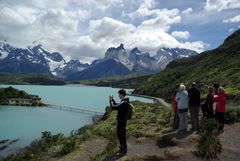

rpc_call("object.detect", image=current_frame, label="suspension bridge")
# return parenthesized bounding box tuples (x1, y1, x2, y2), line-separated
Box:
(45, 104, 104, 115)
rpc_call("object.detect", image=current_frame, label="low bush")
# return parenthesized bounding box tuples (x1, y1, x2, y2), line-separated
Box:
(225, 107, 240, 124)
(59, 137, 77, 155)
(195, 134, 222, 159)
(195, 118, 222, 159)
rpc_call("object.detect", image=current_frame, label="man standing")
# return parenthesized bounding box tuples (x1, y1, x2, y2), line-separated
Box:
(188, 82, 201, 131)
(109, 89, 129, 155)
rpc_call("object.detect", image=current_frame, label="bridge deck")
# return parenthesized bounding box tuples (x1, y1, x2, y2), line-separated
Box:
(46, 104, 104, 115)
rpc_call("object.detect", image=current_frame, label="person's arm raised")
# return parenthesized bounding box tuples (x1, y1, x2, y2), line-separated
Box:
(109, 95, 120, 110)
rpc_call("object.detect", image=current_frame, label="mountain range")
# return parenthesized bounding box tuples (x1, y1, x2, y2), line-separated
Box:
(0, 41, 197, 80)
(0, 42, 89, 79)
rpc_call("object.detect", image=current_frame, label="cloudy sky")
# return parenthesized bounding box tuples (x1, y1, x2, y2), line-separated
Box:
(0, 0, 239, 63)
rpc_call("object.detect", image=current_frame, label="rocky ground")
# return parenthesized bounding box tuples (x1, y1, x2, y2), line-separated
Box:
(55, 123, 240, 161)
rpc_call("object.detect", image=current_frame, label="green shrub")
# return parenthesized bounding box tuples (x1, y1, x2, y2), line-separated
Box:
(225, 107, 240, 124)
(227, 92, 240, 105)
(100, 106, 112, 121)
(77, 125, 93, 135)
(195, 134, 222, 159)
(195, 118, 222, 159)
(199, 118, 217, 133)
(59, 137, 77, 155)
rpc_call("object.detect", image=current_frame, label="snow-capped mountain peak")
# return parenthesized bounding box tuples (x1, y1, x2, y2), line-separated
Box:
(0, 42, 89, 78)
(154, 47, 198, 68)
(0, 40, 12, 59)
(105, 44, 198, 72)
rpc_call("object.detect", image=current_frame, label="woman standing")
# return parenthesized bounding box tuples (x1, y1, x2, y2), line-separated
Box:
(204, 86, 215, 118)
(173, 90, 179, 130)
(176, 84, 188, 133)
(213, 87, 228, 133)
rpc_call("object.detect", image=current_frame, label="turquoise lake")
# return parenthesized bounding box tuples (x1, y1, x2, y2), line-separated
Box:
(0, 84, 153, 157)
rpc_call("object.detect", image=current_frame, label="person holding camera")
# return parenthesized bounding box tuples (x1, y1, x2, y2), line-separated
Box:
(109, 89, 129, 155)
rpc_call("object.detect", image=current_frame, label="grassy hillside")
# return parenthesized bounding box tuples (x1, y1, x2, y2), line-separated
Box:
(77, 73, 152, 89)
(134, 30, 240, 103)
(0, 73, 66, 85)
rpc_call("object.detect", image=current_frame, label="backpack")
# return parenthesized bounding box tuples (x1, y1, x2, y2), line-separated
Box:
(126, 103, 134, 120)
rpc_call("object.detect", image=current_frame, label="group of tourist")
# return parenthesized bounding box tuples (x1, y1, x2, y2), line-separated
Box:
(107, 82, 228, 156)
(173, 82, 228, 134)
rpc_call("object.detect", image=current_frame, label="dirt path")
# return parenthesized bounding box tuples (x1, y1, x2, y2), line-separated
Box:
(127, 94, 171, 108)
(219, 123, 240, 161)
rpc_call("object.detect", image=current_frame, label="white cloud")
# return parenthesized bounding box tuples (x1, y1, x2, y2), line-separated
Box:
(0, 7, 36, 27)
(228, 28, 235, 32)
(171, 31, 190, 39)
(0, 0, 207, 62)
(72, 0, 123, 11)
(89, 17, 136, 42)
(204, 0, 240, 12)
(141, 0, 155, 9)
(126, 28, 180, 52)
(0, 5, 91, 55)
(128, 3, 180, 20)
(182, 8, 193, 14)
(139, 15, 181, 32)
(223, 14, 240, 23)
(127, 5, 181, 31)
(179, 41, 206, 53)
(78, 17, 205, 53)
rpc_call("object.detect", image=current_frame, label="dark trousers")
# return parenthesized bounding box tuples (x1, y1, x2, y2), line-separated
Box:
(117, 119, 127, 152)
(206, 107, 214, 118)
(190, 106, 200, 130)
(173, 112, 179, 129)
(215, 111, 225, 131)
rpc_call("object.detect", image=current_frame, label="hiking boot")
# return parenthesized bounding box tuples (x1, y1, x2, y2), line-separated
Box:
(122, 149, 127, 154)
(116, 150, 126, 157)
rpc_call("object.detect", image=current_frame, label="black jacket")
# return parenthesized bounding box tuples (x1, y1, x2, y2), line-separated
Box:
(188, 87, 200, 106)
(110, 98, 129, 120)
(204, 94, 214, 118)
(204, 94, 213, 109)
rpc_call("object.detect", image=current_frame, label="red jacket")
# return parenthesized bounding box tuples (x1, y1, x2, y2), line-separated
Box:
(173, 96, 178, 112)
(213, 92, 228, 112)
